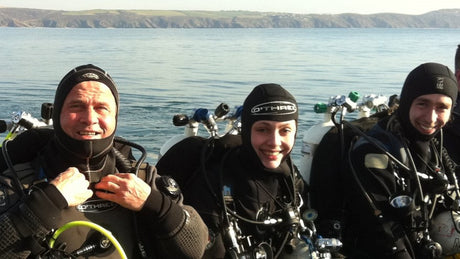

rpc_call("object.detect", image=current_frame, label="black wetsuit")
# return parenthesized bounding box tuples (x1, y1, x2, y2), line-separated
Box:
(345, 115, 453, 259)
(0, 128, 208, 258)
(156, 134, 306, 258)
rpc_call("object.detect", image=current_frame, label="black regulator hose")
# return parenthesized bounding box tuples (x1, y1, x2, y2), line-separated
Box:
(200, 137, 222, 204)
(113, 137, 146, 176)
(433, 132, 459, 189)
(216, 144, 298, 259)
(1, 139, 25, 198)
(112, 137, 149, 258)
(342, 120, 411, 172)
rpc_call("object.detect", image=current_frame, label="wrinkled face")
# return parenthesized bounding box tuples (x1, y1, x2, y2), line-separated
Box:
(409, 93, 452, 135)
(250, 120, 296, 169)
(60, 81, 117, 140)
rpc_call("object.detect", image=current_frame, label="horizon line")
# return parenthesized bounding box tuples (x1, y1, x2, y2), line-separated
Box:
(1, 6, 459, 16)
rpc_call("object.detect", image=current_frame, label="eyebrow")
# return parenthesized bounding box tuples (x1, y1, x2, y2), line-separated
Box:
(254, 121, 295, 127)
(414, 96, 451, 105)
(67, 98, 112, 106)
(414, 97, 432, 103)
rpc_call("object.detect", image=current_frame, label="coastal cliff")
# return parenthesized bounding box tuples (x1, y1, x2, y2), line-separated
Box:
(1, 8, 460, 28)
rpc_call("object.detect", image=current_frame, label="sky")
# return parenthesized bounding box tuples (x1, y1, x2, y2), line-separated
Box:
(0, 0, 459, 15)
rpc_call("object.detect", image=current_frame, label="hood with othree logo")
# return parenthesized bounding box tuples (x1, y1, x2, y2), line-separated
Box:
(240, 83, 298, 171)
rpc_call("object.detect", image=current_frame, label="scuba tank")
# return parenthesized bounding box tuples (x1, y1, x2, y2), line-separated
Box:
(159, 103, 241, 158)
(300, 93, 389, 184)
(0, 103, 53, 146)
(430, 210, 460, 256)
(299, 92, 360, 184)
(299, 103, 334, 185)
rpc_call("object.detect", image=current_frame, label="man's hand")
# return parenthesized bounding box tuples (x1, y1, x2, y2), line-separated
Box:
(94, 173, 152, 211)
(50, 167, 93, 207)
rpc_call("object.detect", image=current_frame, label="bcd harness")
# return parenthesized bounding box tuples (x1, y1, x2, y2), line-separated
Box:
(0, 137, 175, 258)
(215, 146, 303, 259)
(345, 120, 459, 258)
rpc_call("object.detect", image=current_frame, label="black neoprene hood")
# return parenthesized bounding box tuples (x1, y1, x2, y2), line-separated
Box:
(242, 84, 298, 139)
(52, 64, 119, 159)
(241, 83, 298, 154)
(397, 62, 458, 141)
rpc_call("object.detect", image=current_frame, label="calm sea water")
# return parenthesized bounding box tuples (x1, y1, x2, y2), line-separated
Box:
(1, 27, 459, 164)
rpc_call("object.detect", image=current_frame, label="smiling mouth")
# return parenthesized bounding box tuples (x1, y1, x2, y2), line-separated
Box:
(417, 123, 438, 135)
(262, 150, 282, 156)
(419, 124, 436, 131)
(78, 131, 100, 136)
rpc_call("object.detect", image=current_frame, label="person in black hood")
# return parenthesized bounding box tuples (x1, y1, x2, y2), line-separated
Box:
(40, 64, 121, 181)
(442, 44, 460, 164)
(0, 64, 208, 258)
(343, 62, 459, 259)
(156, 83, 309, 258)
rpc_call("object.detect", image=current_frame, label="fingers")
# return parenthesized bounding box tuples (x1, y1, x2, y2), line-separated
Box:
(94, 173, 151, 211)
(49, 169, 150, 210)
(96, 174, 132, 192)
(51, 167, 93, 207)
